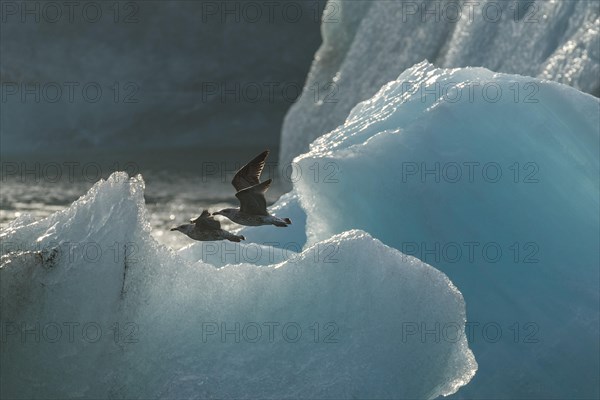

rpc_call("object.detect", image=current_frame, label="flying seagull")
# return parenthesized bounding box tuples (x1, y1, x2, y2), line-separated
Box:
(213, 150, 292, 227)
(171, 210, 245, 242)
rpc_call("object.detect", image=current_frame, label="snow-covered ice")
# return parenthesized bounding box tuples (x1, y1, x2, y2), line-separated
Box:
(0, 173, 476, 399)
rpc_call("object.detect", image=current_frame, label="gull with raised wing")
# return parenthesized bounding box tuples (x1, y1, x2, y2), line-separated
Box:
(171, 210, 245, 242)
(213, 150, 292, 227)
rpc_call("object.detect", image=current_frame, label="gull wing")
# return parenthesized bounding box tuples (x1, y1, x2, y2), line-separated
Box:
(191, 210, 221, 230)
(235, 179, 271, 216)
(231, 150, 269, 192)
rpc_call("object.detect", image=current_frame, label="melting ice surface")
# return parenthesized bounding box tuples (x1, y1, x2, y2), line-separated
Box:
(0, 172, 476, 398)
(280, 0, 600, 167)
(285, 62, 598, 398)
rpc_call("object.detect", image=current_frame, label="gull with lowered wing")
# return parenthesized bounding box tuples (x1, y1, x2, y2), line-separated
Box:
(170, 210, 245, 242)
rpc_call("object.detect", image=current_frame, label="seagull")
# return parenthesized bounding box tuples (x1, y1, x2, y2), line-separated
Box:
(213, 150, 292, 227)
(170, 210, 245, 242)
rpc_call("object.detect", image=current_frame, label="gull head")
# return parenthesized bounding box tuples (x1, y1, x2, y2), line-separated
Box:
(170, 224, 192, 234)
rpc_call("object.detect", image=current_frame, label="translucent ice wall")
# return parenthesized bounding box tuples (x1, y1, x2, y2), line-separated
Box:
(291, 61, 600, 398)
(280, 0, 600, 167)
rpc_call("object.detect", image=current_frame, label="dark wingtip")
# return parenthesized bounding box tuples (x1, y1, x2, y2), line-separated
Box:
(255, 150, 270, 164)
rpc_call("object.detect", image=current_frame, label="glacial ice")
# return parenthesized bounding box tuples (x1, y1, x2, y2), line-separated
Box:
(286, 62, 599, 398)
(0, 173, 477, 398)
(280, 0, 600, 167)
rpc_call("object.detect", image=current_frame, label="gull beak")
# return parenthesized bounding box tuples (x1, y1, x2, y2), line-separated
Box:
(212, 211, 221, 216)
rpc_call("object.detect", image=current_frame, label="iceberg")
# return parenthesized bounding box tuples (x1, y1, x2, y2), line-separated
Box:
(280, 0, 600, 167)
(288, 62, 599, 398)
(0, 173, 476, 398)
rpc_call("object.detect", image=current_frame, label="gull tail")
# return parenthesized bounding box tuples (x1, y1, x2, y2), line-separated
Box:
(274, 218, 292, 227)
